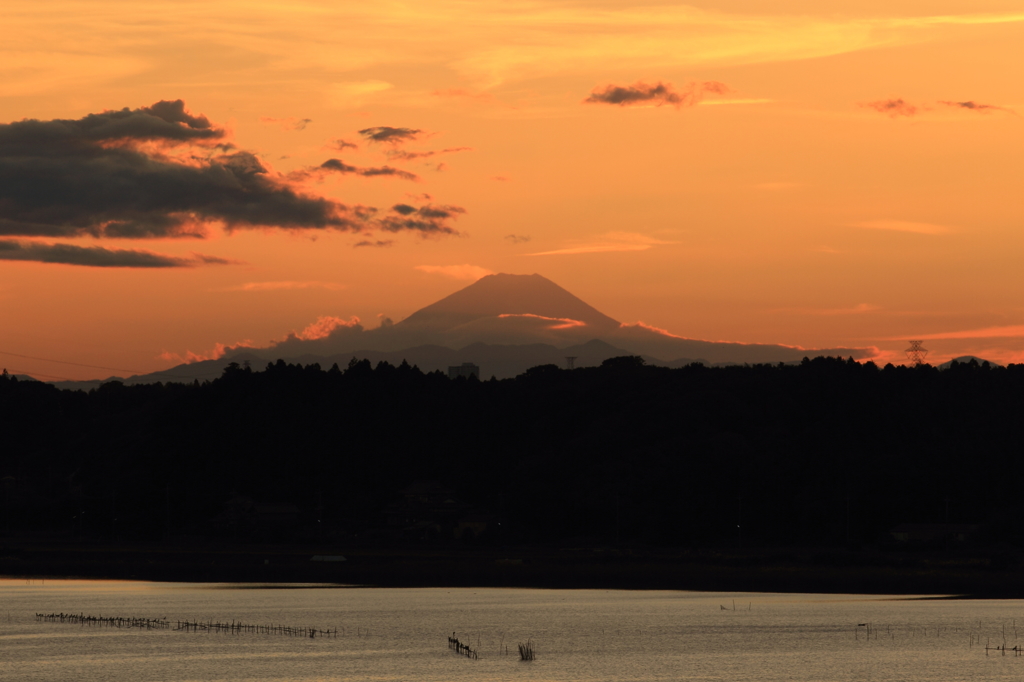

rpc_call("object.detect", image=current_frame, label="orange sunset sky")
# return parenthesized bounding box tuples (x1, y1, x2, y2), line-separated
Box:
(3, 0, 1023, 380)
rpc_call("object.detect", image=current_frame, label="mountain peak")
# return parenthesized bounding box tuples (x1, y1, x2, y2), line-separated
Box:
(398, 273, 621, 331)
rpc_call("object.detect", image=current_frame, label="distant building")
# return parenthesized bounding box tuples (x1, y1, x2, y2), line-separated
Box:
(448, 363, 480, 380)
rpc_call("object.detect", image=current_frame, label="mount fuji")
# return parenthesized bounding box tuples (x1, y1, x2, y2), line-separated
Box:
(52, 273, 872, 388)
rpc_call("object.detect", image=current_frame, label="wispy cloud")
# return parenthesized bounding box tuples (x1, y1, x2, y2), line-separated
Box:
(259, 116, 312, 130)
(222, 281, 345, 292)
(905, 325, 1024, 340)
(772, 303, 880, 316)
(863, 98, 919, 117)
(386, 147, 471, 162)
(505, 234, 531, 244)
(700, 98, 771, 106)
(0, 240, 232, 267)
(527, 232, 676, 256)
(11, 5, 1024, 96)
(939, 100, 1008, 113)
(327, 80, 393, 107)
(850, 220, 953, 235)
(431, 88, 502, 105)
(863, 98, 1011, 118)
(354, 239, 394, 248)
(584, 80, 729, 108)
(415, 264, 494, 280)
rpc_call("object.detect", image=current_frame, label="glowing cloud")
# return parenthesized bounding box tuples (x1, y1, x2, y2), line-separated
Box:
(497, 313, 586, 330)
(415, 264, 494, 281)
(619, 321, 686, 339)
(159, 341, 253, 364)
(328, 80, 393, 107)
(851, 220, 953, 235)
(223, 281, 345, 292)
(528, 232, 676, 256)
(298, 315, 361, 341)
(774, 303, 881, 316)
(910, 325, 1024, 340)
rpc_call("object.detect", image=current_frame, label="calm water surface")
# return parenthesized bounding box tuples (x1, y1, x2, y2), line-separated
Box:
(3, 579, 1024, 681)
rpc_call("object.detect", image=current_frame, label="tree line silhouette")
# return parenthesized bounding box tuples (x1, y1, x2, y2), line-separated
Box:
(2, 356, 1023, 549)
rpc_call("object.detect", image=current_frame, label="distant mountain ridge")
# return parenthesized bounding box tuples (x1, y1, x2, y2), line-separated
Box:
(48, 273, 873, 388)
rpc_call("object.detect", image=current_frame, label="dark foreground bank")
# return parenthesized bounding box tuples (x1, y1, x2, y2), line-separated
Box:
(3, 541, 1023, 597)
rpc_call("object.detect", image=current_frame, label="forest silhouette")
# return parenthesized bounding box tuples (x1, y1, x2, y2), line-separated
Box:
(3, 355, 1022, 559)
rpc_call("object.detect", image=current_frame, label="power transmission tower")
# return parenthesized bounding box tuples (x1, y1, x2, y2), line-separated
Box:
(905, 340, 928, 366)
(565, 356, 577, 370)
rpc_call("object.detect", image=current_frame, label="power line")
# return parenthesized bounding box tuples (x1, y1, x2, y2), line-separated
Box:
(5, 367, 75, 382)
(0, 348, 271, 384)
(0, 349, 141, 374)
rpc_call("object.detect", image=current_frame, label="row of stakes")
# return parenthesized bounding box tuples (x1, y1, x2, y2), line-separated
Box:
(36, 612, 337, 638)
(448, 632, 535, 661)
(448, 632, 479, 659)
(857, 620, 1024, 656)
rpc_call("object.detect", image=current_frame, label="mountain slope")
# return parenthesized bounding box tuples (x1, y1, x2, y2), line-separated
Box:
(398, 273, 621, 332)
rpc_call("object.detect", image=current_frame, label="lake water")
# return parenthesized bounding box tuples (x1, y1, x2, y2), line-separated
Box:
(3, 579, 1024, 681)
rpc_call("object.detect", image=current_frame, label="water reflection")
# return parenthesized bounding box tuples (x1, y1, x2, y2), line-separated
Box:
(3, 581, 1023, 681)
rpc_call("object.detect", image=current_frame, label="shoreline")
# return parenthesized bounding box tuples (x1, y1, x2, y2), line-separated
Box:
(2, 541, 1021, 598)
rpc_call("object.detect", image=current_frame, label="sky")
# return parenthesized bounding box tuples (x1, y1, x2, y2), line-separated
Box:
(2, 0, 1023, 380)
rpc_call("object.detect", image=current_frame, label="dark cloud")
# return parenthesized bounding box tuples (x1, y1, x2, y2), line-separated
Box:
(863, 99, 918, 117)
(6, 99, 222, 146)
(358, 126, 424, 144)
(939, 100, 1003, 112)
(505, 234, 531, 244)
(386, 147, 471, 162)
(0, 100, 370, 239)
(380, 203, 465, 235)
(354, 239, 394, 248)
(0, 240, 232, 267)
(320, 159, 419, 181)
(584, 81, 729, 107)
